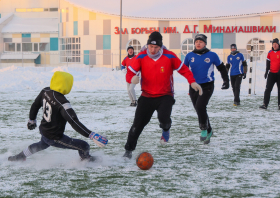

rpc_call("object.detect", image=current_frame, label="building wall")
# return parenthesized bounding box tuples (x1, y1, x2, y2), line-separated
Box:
(58, 0, 280, 68)
(2, 32, 59, 65)
(0, 0, 59, 19)
(2, 0, 278, 67)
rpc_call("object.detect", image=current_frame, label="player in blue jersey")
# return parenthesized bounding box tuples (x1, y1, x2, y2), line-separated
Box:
(184, 34, 229, 144)
(226, 44, 247, 106)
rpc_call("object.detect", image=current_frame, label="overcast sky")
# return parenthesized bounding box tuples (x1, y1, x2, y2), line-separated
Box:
(67, 0, 280, 18)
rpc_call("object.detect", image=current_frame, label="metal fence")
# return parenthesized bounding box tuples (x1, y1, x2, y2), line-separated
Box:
(0, 51, 269, 70)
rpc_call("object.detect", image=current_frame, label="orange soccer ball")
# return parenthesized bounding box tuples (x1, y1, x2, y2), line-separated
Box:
(136, 152, 154, 170)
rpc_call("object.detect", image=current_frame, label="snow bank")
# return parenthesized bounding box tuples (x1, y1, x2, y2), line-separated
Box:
(0, 62, 277, 96)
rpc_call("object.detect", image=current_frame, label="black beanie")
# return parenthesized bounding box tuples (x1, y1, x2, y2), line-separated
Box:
(194, 34, 207, 45)
(127, 45, 134, 51)
(147, 31, 163, 47)
(230, 44, 237, 50)
(272, 38, 279, 46)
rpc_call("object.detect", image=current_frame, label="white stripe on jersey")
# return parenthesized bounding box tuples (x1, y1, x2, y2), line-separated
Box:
(207, 64, 214, 81)
(62, 103, 72, 110)
(128, 66, 137, 74)
(239, 60, 242, 74)
(176, 62, 184, 71)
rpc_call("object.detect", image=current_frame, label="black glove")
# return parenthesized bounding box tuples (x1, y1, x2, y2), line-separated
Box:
(243, 73, 246, 79)
(221, 81, 229, 90)
(27, 120, 37, 130)
(264, 71, 268, 79)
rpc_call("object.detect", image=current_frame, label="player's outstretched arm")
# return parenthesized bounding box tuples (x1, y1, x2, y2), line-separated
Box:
(28, 89, 45, 130)
(60, 104, 108, 147)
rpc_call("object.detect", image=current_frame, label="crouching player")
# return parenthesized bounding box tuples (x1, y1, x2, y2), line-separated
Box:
(8, 71, 108, 162)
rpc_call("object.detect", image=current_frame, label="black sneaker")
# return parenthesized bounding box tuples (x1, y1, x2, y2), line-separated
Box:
(233, 102, 240, 106)
(259, 104, 267, 109)
(8, 151, 26, 162)
(131, 101, 137, 107)
(82, 156, 102, 163)
(123, 150, 132, 159)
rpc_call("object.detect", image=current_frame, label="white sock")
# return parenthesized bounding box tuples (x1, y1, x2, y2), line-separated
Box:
(23, 147, 32, 157)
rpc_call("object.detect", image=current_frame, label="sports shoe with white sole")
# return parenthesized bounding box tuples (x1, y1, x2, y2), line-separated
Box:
(160, 130, 169, 145)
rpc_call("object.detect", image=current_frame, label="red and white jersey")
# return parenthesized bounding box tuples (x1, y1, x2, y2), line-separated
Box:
(122, 55, 136, 79)
(126, 49, 196, 98)
(267, 50, 280, 73)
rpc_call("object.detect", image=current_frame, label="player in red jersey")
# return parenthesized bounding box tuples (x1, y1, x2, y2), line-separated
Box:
(123, 31, 202, 159)
(260, 38, 280, 109)
(121, 46, 138, 106)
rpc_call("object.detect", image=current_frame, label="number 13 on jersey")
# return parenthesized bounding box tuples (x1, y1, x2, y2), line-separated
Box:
(43, 98, 52, 122)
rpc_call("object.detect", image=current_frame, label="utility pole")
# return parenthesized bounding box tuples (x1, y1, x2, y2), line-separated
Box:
(119, 0, 122, 70)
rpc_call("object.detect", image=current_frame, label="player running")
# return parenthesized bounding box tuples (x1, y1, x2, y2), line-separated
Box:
(8, 71, 108, 162)
(226, 44, 247, 106)
(184, 34, 229, 144)
(123, 31, 202, 159)
(259, 38, 280, 110)
(121, 46, 137, 106)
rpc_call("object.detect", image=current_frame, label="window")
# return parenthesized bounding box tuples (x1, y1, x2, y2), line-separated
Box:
(34, 43, 38, 52)
(181, 38, 194, 55)
(49, 8, 58, 12)
(60, 37, 81, 63)
(5, 43, 15, 52)
(246, 38, 265, 57)
(22, 43, 32, 52)
(39, 43, 49, 51)
(127, 39, 141, 55)
(16, 8, 58, 12)
(16, 43, 21, 52)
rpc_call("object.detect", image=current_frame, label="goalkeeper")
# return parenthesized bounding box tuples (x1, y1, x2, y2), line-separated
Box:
(8, 71, 108, 162)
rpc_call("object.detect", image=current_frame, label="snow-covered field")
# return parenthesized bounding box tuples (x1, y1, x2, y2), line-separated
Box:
(1, 63, 280, 197)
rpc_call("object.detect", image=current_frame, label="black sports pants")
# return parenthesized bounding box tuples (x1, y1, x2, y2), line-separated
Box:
(230, 74, 243, 103)
(125, 95, 175, 151)
(189, 82, 214, 133)
(263, 72, 280, 106)
(27, 134, 91, 159)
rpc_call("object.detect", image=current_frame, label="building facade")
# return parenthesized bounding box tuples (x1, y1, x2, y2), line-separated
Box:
(0, 0, 280, 67)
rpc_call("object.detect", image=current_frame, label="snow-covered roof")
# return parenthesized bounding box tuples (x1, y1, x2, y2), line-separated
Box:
(0, 13, 14, 25)
(1, 17, 58, 33)
(66, 0, 280, 20)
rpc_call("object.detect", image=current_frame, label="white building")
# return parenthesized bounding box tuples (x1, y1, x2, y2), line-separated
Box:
(0, 0, 279, 67)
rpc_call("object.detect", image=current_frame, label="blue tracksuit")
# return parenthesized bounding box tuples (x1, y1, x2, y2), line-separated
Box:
(227, 53, 245, 76)
(184, 51, 222, 84)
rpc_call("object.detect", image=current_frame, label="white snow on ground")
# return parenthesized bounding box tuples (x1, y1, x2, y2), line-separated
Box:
(1, 62, 280, 197)
(0, 61, 276, 96)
